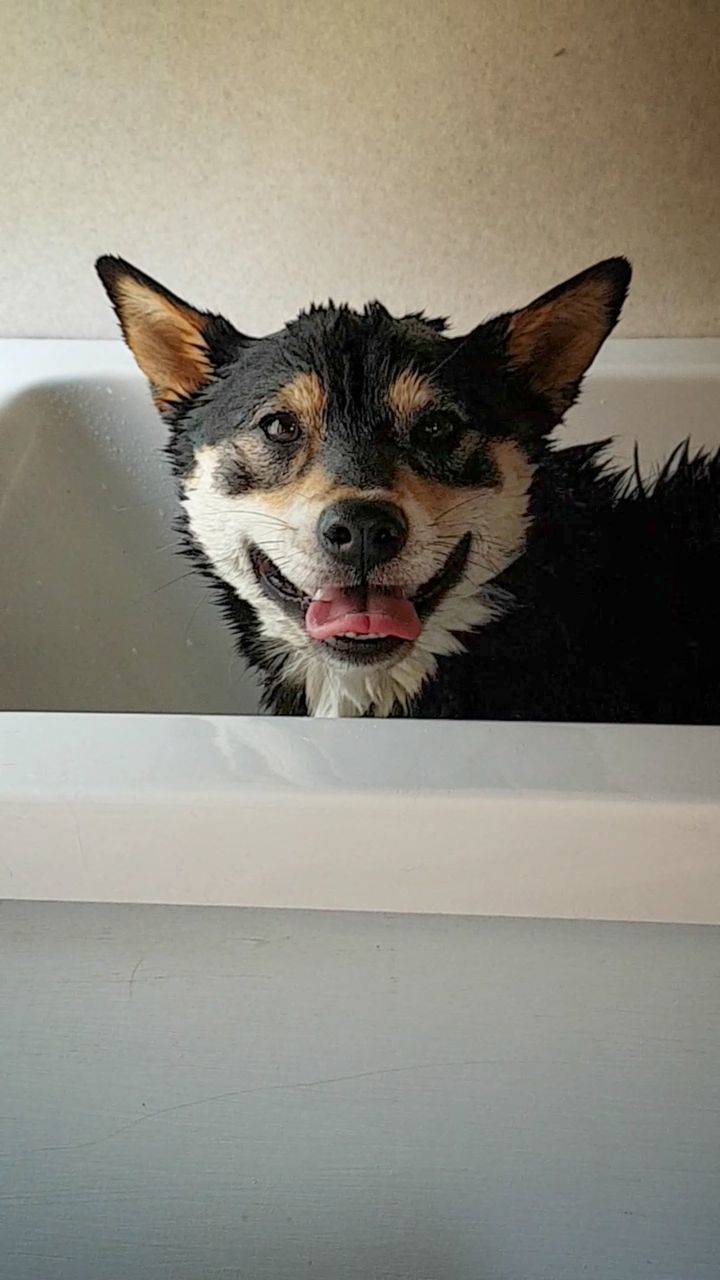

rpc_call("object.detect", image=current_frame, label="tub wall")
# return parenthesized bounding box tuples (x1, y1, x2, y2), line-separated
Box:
(0, 0, 718, 340)
(2, 902, 719, 1280)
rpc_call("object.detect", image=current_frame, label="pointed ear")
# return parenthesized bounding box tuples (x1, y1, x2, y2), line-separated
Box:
(95, 256, 248, 414)
(505, 257, 631, 414)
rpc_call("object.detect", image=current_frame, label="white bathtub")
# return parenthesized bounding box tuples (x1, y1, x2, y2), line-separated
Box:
(1, 337, 719, 923)
(2, 338, 720, 1280)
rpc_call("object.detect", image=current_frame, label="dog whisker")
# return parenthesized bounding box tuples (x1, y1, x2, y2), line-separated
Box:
(131, 570, 198, 604)
(184, 500, 298, 532)
(428, 493, 483, 525)
(427, 330, 475, 380)
(183, 590, 211, 643)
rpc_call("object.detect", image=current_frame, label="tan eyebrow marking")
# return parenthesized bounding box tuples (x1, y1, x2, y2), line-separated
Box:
(274, 370, 326, 439)
(388, 368, 436, 421)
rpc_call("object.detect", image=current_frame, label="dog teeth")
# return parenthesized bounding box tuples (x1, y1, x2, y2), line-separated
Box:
(337, 632, 387, 641)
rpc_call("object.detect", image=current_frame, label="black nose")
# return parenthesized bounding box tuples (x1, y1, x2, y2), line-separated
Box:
(317, 500, 408, 572)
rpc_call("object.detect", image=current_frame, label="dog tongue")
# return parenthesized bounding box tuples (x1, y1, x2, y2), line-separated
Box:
(305, 586, 421, 642)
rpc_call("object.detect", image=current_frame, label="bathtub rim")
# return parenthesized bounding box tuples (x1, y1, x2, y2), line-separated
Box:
(1, 710, 719, 925)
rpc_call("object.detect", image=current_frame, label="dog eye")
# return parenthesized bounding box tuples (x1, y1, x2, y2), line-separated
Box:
(413, 413, 462, 447)
(259, 413, 301, 444)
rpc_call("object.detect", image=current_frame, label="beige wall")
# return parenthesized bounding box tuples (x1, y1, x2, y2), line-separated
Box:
(1, 0, 718, 340)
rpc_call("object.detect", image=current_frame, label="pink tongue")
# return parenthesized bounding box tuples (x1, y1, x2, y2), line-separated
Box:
(306, 587, 421, 642)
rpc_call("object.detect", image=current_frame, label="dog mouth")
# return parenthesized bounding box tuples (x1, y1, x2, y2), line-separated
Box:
(249, 533, 472, 664)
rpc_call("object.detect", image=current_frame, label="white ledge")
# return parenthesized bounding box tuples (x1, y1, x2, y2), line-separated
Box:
(1, 713, 719, 924)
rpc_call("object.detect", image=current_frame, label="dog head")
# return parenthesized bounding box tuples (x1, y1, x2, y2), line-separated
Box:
(97, 255, 630, 715)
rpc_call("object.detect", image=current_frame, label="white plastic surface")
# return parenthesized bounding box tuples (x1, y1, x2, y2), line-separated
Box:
(1, 338, 719, 920)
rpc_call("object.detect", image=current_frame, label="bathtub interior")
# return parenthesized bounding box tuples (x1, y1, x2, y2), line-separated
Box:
(1, 349, 719, 715)
(0, 375, 260, 714)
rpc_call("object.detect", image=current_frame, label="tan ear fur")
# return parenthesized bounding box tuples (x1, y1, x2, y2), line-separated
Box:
(507, 258, 631, 413)
(96, 257, 213, 412)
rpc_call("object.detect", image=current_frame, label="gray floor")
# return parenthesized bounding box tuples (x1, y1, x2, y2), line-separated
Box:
(2, 902, 719, 1279)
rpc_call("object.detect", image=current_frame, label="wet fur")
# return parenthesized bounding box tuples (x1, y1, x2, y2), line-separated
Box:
(96, 256, 720, 723)
(414, 441, 720, 723)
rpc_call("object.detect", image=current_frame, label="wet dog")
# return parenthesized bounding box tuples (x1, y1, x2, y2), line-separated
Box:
(97, 256, 720, 722)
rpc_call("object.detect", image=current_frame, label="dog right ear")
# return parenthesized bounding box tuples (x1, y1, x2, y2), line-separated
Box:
(96, 256, 249, 415)
(502, 257, 632, 415)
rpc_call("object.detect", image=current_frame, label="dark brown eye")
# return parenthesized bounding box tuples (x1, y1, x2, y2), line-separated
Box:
(413, 413, 461, 447)
(259, 413, 301, 444)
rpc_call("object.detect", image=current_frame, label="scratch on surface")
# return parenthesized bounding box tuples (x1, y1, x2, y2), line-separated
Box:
(70, 810, 85, 868)
(127, 957, 145, 998)
(28, 1058, 495, 1155)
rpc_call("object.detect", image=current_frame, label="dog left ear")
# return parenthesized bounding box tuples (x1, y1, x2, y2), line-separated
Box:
(503, 257, 632, 414)
(96, 256, 249, 415)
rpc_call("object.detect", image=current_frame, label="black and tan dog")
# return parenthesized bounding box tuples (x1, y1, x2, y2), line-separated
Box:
(97, 256, 720, 721)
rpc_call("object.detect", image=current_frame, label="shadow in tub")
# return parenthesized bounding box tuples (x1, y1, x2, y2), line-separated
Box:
(0, 381, 261, 715)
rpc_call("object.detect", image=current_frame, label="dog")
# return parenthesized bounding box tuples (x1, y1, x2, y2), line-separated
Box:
(96, 255, 720, 722)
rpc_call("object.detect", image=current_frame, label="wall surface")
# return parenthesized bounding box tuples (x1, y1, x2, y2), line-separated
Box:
(1, 0, 718, 340)
(2, 902, 719, 1280)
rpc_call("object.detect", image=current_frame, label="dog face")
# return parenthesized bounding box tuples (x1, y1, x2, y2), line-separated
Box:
(97, 255, 630, 715)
